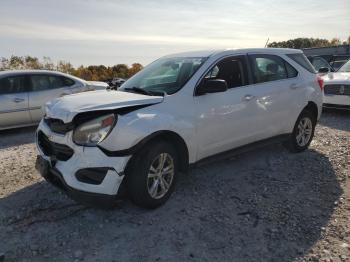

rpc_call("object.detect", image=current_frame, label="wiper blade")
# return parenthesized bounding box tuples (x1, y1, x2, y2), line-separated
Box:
(124, 87, 152, 96)
(124, 87, 166, 97)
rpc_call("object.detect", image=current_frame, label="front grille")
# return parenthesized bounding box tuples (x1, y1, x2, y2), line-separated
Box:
(44, 118, 74, 134)
(37, 131, 74, 161)
(324, 84, 350, 95)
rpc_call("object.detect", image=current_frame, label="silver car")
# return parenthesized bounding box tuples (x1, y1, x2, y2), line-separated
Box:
(0, 70, 108, 130)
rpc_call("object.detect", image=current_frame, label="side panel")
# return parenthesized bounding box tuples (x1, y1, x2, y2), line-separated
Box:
(0, 92, 31, 129)
(28, 87, 72, 122)
(99, 94, 198, 163)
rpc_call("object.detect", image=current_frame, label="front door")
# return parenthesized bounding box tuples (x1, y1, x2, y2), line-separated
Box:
(194, 55, 265, 160)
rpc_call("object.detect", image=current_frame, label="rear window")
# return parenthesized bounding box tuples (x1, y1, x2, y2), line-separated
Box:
(287, 53, 316, 73)
(61, 76, 75, 86)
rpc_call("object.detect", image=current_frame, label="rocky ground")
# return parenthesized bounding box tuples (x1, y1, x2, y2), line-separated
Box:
(0, 109, 349, 262)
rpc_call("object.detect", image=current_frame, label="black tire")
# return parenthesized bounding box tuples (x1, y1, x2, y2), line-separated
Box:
(285, 109, 316, 153)
(126, 141, 178, 209)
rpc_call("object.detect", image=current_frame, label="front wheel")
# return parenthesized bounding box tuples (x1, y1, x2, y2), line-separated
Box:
(127, 141, 178, 209)
(285, 110, 316, 153)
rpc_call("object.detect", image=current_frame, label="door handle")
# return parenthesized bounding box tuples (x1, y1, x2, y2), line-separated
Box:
(13, 98, 25, 103)
(242, 94, 256, 101)
(289, 83, 300, 90)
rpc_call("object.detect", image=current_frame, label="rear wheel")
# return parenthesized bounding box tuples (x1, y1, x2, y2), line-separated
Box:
(127, 141, 178, 209)
(285, 110, 316, 153)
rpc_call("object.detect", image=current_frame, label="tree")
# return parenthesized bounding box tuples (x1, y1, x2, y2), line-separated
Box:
(128, 63, 143, 77)
(24, 56, 42, 69)
(111, 64, 129, 78)
(330, 38, 341, 46)
(0, 55, 144, 80)
(268, 37, 333, 49)
(56, 61, 75, 74)
(43, 56, 55, 70)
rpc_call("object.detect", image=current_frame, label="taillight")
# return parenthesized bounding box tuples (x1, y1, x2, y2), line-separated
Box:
(317, 75, 324, 91)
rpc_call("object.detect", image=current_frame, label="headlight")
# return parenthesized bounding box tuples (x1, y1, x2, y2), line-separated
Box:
(73, 114, 116, 146)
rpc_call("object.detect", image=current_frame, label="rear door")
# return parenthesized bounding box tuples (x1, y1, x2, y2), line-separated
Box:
(0, 75, 31, 129)
(28, 74, 73, 122)
(247, 53, 300, 137)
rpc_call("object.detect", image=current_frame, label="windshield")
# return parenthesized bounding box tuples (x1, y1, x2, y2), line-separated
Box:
(338, 60, 350, 72)
(120, 57, 207, 95)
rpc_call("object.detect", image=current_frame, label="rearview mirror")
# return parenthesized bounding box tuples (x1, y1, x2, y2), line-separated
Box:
(318, 67, 330, 74)
(197, 79, 228, 96)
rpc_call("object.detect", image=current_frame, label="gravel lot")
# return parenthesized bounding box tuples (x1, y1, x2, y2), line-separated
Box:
(0, 110, 349, 262)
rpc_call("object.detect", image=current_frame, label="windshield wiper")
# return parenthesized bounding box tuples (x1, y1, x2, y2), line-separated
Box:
(123, 87, 166, 97)
(124, 87, 152, 96)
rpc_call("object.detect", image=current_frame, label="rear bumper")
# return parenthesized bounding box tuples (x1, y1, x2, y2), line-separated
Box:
(323, 94, 350, 106)
(323, 103, 350, 110)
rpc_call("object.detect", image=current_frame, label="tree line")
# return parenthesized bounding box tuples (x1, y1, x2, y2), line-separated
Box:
(0, 55, 143, 81)
(268, 36, 350, 49)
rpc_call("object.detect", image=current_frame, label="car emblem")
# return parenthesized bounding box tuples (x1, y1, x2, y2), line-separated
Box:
(339, 85, 345, 95)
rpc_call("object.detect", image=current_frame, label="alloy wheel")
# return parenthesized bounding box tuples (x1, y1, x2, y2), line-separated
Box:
(147, 153, 175, 199)
(296, 117, 313, 147)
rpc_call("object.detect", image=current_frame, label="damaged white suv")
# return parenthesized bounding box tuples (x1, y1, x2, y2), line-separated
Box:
(35, 48, 323, 208)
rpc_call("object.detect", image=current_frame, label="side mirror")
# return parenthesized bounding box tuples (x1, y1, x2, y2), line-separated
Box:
(318, 67, 330, 74)
(196, 79, 228, 96)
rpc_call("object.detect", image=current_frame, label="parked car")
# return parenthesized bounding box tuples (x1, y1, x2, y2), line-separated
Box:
(322, 60, 350, 110)
(105, 77, 126, 89)
(307, 55, 334, 73)
(0, 70, 108, 130)
(35, 48, 323, 209)
(329, 55, 350, 71)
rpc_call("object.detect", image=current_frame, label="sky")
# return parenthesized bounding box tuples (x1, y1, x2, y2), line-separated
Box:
(0, 0, 349, 67)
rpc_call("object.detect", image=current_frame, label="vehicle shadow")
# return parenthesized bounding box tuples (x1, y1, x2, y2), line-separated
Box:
(321, 108, 350, 132)
(0, 145, 341, 261)
(0, 126, 37, 150)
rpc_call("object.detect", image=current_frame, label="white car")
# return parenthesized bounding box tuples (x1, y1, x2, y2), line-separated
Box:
(0, 70, 108, 130)
(35, 48, 323, 209)
(322, 60, 350, 110)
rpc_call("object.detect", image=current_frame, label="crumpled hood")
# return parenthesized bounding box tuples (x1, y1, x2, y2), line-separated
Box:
(323, 72, 350, 84)
(45, 90, 163, 123)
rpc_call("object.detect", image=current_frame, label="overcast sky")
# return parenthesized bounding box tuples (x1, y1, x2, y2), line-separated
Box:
(1, 0, 349, 66)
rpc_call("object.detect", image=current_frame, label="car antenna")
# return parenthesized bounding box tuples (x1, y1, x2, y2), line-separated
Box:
(264, 37, 270, 48)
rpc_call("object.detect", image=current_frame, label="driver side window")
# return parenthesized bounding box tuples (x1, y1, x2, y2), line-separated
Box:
(204, 56, 247, 89)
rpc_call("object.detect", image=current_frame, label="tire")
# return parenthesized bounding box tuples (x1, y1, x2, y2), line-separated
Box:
(285, 109, 316, 153)
(126, 141, 178, 209)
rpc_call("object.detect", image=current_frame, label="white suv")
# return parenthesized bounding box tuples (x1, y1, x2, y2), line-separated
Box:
(35, 48, 323, 208)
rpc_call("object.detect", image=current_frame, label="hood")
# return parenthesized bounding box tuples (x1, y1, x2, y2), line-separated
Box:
(45, 90, 163, 123)
(323, 72, 350, 84)
(86, 81, 109, 90)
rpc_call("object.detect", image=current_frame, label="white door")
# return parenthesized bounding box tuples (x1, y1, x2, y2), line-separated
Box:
(194, 55, 266, 160)
(247, 53, 301, 137)
(28, 74, 73, 122)
(0, 75, 31, 129)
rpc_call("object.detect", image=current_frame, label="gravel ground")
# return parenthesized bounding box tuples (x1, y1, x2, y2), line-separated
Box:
(0, 110, 349, 262)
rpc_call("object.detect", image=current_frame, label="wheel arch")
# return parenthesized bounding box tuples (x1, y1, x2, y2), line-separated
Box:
(101, 130, 190, 173)
(304, 101, 319, 120)
(140, 130, 190, 173)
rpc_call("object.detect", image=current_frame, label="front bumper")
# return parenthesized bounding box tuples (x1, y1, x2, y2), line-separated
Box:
(35, 119, 131, 201)
(36, 156, 119, 208)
